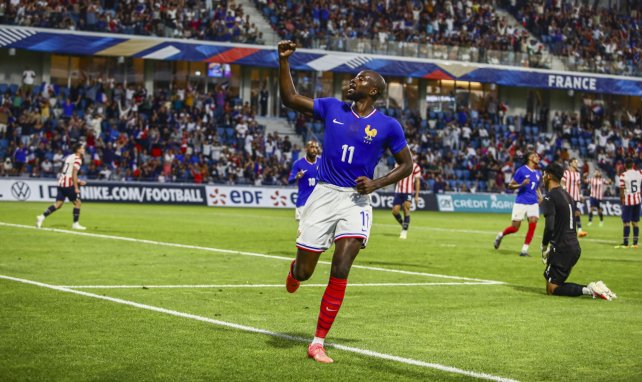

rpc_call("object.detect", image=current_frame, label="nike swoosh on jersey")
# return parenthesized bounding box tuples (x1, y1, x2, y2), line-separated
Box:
(332, 119, 344, 125)
(325, 307, 338, 312)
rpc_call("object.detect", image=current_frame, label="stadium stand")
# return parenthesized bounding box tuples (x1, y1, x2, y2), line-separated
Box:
(0, 0, 265, 44)
(504, 0, 642, 75)
(0, 80, 297, 185)
(3, 0, 640, 75)
(253, 0, 551, 68)
(0, 77, 636, 195)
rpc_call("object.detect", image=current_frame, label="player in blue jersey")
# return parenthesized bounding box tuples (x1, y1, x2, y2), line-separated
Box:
(494, 152, 543, 257)
(278, 40, 413, 364)
(288, 140, 320, 220)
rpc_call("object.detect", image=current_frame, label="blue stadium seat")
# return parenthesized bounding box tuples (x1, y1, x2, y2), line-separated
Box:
(287, 111, 296, 125)
(9, 84, 19, 95)
(0, 84, 7, 94)
(216, 127, 226, 137)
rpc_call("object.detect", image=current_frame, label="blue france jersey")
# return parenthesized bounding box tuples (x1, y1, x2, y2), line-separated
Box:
(513, 165, 542, 205)
(313, 98, 407, 187)
(288, 157, 319, 207)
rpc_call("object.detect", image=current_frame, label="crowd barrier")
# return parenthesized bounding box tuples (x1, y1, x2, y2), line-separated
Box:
(0, 179, 622, 216)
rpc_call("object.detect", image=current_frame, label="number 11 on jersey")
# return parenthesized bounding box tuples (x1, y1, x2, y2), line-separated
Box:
(341, 145, 355, 164)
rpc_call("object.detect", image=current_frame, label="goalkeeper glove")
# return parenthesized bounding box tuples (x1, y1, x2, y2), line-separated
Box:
(541, 244, 551, 264)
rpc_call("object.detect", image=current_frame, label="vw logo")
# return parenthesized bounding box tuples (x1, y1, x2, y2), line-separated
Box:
(11, 181, 31, 201)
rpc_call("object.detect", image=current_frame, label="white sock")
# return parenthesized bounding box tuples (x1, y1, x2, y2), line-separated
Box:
(312, 336, 325, 346)
(582, 287, 591, 295)
(521, 244, 529, 253)
(497, 232, 503, 238)
(578, 227, 583, 233)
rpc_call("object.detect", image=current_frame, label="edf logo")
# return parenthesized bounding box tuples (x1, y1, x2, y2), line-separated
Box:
(11, 181, 31, 201)
(230, 190, 263, 204)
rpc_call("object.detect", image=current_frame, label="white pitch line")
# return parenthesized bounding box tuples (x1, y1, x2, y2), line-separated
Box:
(60, 281, 503, 289)
(379, 223, 618, 244)
(0, 222, 505, 284)
(0, 274, 518, 382)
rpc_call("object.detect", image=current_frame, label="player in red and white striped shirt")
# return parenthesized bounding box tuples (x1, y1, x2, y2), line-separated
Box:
(586, 170, 611, 227)
(392, 161, 421, 239)
(616, 159, 642, 248)
(561, 158, 587, 237)
(36, 143, 87, 230)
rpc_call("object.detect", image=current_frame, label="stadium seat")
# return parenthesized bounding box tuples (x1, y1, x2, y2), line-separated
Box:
(287, 111, 297, 125)
(0, 84, 7, 94)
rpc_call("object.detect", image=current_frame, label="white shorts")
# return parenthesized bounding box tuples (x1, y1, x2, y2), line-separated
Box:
(296, 182, 372, 253)
(295, 206, 304, 221)
(511, 203, 539, 221)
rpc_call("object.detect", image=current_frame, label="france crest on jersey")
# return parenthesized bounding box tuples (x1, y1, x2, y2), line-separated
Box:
(513, 165, 541, 205)
(313, 98, 407, 187)
(288, 157, 319, 207)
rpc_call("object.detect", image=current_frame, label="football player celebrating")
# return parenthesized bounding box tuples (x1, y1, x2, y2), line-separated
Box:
(279, 40, 412, 363)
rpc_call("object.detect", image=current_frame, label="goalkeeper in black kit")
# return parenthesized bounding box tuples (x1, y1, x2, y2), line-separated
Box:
(540, 163, 617, 301)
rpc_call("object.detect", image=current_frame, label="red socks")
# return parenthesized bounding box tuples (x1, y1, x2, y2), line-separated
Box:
(525, 222, 537, 245)
(315, 276, 347, 339)
(502, 225, 518, 236)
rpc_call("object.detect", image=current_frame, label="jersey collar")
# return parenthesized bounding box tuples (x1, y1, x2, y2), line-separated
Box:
(350, 103, 377, 119)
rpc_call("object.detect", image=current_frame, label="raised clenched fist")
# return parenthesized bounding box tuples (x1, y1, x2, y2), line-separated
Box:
(278, 40, 297, 58)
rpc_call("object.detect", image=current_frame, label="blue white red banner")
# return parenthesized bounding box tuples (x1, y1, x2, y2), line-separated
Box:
(2, 26, 642, 96)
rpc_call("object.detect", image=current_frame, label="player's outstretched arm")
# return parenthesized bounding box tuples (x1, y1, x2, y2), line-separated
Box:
(356, 147, 412, 194)
(278, 41, 313, 114)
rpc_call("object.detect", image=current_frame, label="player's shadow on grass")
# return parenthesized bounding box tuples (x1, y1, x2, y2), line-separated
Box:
(494, 249, 523, 256)
(266, 332, 359, 349)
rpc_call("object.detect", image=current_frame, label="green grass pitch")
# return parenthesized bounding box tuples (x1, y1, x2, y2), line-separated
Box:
(0, 202, 640, 382)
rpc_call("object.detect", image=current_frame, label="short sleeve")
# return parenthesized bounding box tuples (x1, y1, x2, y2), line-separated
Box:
(561, 170, 568, 184)
(413, 164, 421, 178)
(73, 160, 81, 170)
(288, 160, 299, 183)
(512, 168, 524, 184)
(387, 119, 408, 155)
(313, 97, 340, 120)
